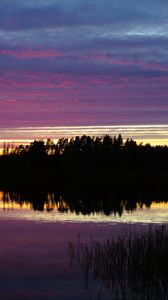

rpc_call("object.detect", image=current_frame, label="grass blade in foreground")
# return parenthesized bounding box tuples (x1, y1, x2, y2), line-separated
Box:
(69, 226, 168, 300)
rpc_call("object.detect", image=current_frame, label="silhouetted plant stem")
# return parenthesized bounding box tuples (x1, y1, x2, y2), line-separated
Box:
(69, 225, 168, 299)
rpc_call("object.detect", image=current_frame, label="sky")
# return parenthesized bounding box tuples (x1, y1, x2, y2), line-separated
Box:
(0, 0, 168, 142)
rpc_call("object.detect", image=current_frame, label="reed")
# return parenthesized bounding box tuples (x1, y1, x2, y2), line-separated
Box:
(69, 225, 168, 299)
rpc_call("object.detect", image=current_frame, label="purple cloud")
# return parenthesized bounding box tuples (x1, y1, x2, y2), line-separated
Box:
(0, 0, 167, 130)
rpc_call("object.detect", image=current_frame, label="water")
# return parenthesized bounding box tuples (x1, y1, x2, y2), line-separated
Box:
(0, 189, 168, 299)
(1, 190, 168, 224)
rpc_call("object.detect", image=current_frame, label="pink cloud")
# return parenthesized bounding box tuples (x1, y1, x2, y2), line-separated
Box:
(113, 59, 168, 72)
(0, 72, 77, 90)
(76, 53, 168, 72)
(77, 52, 113, 64)
(0, 49, 63, 59)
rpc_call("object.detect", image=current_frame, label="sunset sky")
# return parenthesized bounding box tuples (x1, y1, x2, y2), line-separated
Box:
(0, 0, 168, 143)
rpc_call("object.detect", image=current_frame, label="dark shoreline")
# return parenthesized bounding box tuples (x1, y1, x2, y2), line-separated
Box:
(0, 169, 168, 188)
(0, 170, 168, 216)
(0, 134, 168, 194)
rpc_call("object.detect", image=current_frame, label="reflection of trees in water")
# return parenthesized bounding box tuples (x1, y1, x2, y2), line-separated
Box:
(69, 226, 168, 300)
(1, 187, 168, 215)
(1, 191, 72, 212)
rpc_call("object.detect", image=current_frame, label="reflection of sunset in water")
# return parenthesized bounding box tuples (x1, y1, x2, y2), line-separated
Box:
(150, 202, 168, 209)
(0, 190, 168, 224)
(0, 191, 70, 212)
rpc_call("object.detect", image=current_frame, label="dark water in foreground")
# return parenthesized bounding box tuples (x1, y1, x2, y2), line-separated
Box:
(0, 190, 168, 299)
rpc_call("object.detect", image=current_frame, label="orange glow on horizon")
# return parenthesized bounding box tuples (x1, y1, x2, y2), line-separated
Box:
(0, 124, 168, 154)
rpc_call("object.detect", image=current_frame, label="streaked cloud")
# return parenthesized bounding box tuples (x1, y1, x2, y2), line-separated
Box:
(0, 0, 167, 135)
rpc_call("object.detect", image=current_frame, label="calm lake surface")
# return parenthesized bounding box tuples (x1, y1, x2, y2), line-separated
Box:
(0, 189, 168, 299)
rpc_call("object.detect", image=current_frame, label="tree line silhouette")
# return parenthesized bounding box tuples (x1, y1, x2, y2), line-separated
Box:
(0, 134, 168, 188)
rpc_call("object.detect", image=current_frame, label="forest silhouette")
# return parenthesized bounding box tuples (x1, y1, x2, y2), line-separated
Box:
(0, 134, 168, 190)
